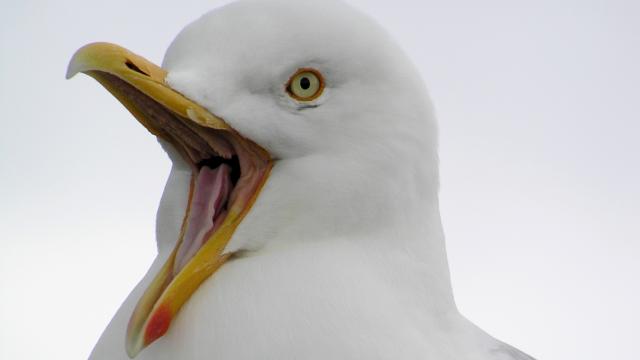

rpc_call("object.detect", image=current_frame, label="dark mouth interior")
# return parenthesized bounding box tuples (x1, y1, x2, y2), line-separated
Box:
(197, 155, 241, 186)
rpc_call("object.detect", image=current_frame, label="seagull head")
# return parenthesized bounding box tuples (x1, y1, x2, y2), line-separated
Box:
(68, 0, 440, 357)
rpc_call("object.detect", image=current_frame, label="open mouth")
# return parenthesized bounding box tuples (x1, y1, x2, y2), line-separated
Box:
(67, 43, 272, 358)
(99, 73, 268, 276)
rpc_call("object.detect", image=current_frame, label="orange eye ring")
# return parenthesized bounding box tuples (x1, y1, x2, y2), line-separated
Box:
(285, 68, 325, 102)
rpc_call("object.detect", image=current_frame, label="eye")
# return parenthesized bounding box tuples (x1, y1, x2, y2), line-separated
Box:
(286, 68, 324, 102)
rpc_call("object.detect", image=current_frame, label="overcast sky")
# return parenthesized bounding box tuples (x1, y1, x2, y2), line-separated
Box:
(1, 0, 639, 359)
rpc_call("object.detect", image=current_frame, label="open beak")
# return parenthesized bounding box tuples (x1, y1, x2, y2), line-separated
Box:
(67, 43, 272, 358)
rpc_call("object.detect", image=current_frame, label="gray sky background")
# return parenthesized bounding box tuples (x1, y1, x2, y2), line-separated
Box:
(1, 0, 638, 359)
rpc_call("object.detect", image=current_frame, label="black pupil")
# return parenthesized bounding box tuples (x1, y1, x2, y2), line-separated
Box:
(300, 76, 311, 90)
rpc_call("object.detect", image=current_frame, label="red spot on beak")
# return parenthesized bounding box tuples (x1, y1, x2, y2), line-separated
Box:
(144, 305, 172, 346)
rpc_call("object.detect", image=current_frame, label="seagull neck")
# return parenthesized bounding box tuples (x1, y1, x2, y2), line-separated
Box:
(224, 150, 455, 304)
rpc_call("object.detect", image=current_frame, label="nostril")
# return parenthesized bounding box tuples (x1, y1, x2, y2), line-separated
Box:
(125, 60, 149, 76)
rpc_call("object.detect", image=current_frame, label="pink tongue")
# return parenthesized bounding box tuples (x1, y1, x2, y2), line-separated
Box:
(174, 164, 232, 275)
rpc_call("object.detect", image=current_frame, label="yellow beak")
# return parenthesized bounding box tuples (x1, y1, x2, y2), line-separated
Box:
(67, 43, 272, 358)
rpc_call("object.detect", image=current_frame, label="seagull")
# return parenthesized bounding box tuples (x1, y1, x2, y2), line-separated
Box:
(67, 0, 535, 359)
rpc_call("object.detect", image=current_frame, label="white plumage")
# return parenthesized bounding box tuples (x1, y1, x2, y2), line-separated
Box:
(89, 0, 534, 359)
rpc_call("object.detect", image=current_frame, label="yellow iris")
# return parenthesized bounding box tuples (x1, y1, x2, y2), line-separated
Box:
(287, 68, 324, 101)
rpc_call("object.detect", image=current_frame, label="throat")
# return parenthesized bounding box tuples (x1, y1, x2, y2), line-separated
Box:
(173, 163, 234, 275)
